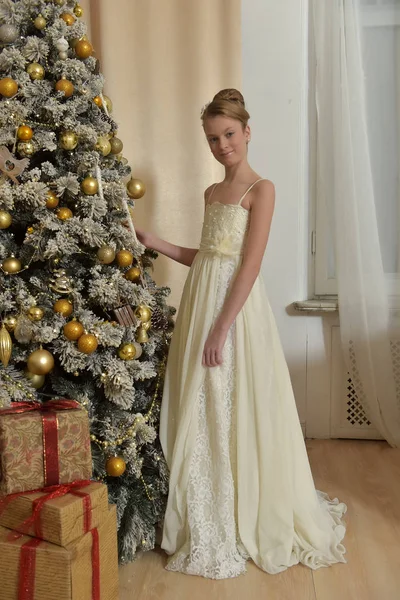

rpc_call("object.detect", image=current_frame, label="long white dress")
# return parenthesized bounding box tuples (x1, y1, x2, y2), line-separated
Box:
(159, 180, 347, 579)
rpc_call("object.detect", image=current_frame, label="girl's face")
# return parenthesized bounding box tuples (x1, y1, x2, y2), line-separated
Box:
(203, 115, 250, 166)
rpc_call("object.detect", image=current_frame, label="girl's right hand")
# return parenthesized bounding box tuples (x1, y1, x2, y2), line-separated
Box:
(134, 227, 153, 248)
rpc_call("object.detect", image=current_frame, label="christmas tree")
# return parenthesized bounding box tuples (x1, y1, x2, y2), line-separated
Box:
(0, 0, 173, 563)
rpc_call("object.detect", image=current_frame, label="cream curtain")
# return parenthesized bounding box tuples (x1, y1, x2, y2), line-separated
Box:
(80, 0, 242, 308)
(312, 0, 400, 446)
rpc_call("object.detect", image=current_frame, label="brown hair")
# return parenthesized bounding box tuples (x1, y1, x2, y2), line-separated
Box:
(201, 88, 250, 128)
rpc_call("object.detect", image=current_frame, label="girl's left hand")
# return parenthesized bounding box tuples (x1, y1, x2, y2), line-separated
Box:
(202, 327, 228, 367)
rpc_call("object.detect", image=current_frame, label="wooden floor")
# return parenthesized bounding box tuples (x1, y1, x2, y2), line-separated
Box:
(119, 439, 400, 600)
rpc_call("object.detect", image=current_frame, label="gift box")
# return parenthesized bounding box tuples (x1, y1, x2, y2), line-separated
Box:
(0, 401, 92, 495)
(0, 482, 109, 548)
(0, 504, 119, 600)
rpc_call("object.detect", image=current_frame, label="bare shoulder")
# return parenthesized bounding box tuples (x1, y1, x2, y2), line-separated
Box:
(248, 179, 275, 210)
(204, 183, 217, 203)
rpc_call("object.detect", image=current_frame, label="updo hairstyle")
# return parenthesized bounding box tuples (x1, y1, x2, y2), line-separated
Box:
(201, 88, 250, 129)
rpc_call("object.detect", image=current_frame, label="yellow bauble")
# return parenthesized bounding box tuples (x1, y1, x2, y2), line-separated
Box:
(27, 306, 44, 321)
(116, 249, 133, 268)
(17, 125, 33, 141)
(73, 3, 83, 17)
(27, 348, 54, 375)
(60, 12, 75, 26)
(0, 77, 18, 97)
(109, 137, 123, 154)
(2, 256, 21, 273)
(127, 178, 146, 199)
(53, 298, 73, 317)
(135, 305, 152, 323)
(77, 333, 98, 354)
(93, 95, 102, 107)
(81, 176, 98, 195)
(17, 141, 35, 157)
(57, 207, 73, 221)
(59, 130, 78, 150)
(118, 343, 136, 361)
(46, 190, 59, 209)
(105, 456, 126, 477)
(24, 368, 45, 389)
(0, 210, 12, 229)
(95, 136, 111, 156)
(27, 62, 45, 80)
(55, 77, 74, 98)
(136, 325, 149, 344)
(54, 0, 66, 5)
(125, 266, 141, 282)
(103, 95, 112, 112)
(34, 15, 47, 30)
(97, 245, 115, 264)
(75, 39, 93, 59)
(4, 315, 18, 332)
(0, 323, 12, 367)
(63, 319, 84, 341)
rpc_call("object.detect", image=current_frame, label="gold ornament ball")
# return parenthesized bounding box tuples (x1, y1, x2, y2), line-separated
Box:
(97, 245, 115, 264)
(24, 368, 45, 389)
(125, 266, 141, 282)
(17, 141, 35, 157)
(55, 77, 74, 98)
(57, 207, 73, 221)
(118, 343, 137, 361)
(60, 12, 75, 26)
(81, 176, 98, 195)
(53, 298, 73, 317)
(0, 324, 12, 367)
(77, 333, 98, 354)
(63, 319, 84, 341)
(59, 130, 78, 150)
(75, 39, 93, 59)
(103, 95, 112, 112)
(46, 190, 59, 209)
(0, 77, 18, 97)
(74, 3, 83, 17)
(93, 95, 102, 107)
(17, 125, 33, 141)
(27, 348, 54, 375)
(0, 210, 12, 229)
(106, 456, 126, 477)
(4, 315, 18, 332)
(95, 136, 111, 156)
(116, 249, 133, 268)
(109, 137, 123, 154)
(127, 178, 146, 200)
(34, 15, 47, 30)
(27, 306, 44, 321)
(2, 256, 21, 273)
(135, 304, 152, 323)
(27, 62, 45, 80)
(54, 0, 66, 5)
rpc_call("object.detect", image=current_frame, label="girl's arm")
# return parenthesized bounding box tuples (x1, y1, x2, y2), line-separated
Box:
(132, 186, 214, 268)
(202, 179, 275, 367)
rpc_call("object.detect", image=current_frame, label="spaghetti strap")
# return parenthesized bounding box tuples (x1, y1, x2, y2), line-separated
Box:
(206, 183, 219, 205)
(238, 178, 265, 206)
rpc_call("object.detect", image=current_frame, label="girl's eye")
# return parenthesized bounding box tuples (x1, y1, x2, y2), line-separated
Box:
(209, 137, 217, 143)
(226, 132, 234, 137)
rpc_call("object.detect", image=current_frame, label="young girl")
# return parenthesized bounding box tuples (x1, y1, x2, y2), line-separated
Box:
(135, 89, 347, 579)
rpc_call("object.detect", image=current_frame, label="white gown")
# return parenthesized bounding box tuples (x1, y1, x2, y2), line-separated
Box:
(159, 180, 347, 579)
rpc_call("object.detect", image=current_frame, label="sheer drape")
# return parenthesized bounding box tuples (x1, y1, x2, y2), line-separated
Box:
(312, 0, 400, 446)
(81, 0, 241, 308)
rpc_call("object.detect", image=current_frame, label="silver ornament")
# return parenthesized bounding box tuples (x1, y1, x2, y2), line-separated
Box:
(56, 37, 69, 52)
(0, 24, 19, 44)
(59, 51, 68, 60)
(49, 269, 73, 294)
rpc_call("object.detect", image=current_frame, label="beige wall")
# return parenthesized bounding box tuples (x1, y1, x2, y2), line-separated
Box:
(81, 0, 241, 308)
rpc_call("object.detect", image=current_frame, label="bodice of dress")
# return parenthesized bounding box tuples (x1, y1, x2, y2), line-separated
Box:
(198, 203, 250, 258)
